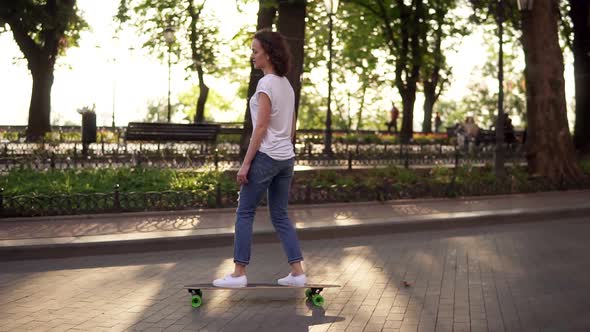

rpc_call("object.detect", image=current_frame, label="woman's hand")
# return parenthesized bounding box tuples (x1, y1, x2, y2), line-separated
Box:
(237, 164, 250, 185)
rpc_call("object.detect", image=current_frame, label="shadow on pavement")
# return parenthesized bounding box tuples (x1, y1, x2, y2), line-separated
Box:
(1, 219, 590, 331)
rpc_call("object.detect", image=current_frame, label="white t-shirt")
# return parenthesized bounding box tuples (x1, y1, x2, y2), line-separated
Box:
(249, 74, 295, 160)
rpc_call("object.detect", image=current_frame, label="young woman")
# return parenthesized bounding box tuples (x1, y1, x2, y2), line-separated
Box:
(213, 29, 306, 288)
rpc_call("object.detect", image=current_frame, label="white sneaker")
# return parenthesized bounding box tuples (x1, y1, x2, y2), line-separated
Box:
(277, 273, 307, 287)
(213, 274, 247, 288)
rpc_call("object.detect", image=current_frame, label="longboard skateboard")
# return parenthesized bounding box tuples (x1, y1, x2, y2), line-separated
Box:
(184, 283, 340, 308)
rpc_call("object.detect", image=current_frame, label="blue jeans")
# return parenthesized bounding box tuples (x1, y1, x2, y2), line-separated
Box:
(233, 151, 303, 265)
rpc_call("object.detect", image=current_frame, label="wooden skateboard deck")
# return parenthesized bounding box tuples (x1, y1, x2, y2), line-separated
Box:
(184, 283, 339, 290)
(184, 283, 340, 308)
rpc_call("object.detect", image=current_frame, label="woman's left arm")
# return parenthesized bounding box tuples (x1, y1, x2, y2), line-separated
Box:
(236, 92, 271, 185)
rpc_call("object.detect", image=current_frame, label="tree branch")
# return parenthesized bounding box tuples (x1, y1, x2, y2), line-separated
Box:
(4, 16, 40, 62)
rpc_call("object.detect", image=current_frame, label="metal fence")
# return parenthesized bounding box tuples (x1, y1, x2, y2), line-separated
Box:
(0, 129, 534, 217)
(0, 140, 523, 172)
(0, 125, 445, 144)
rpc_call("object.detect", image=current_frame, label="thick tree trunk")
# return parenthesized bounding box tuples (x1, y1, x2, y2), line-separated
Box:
(240, 0, 277, 156)
(194, 65, 209, 123)
(27, 60, 54, 141)
(4, 0, 76, 142)
(277, 0, 306, 118)
(421, 6, 444, 134)
(396, 0, 423, 144)
(521, 1, 583, 181)
(570, 0, 590, 155)
(188, 0, 208, 123)
(422, 81, 436, 133)
(400, 86, 417, 142)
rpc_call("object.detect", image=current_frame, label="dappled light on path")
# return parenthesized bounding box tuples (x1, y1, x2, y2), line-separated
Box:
(2, 218, 590, 330)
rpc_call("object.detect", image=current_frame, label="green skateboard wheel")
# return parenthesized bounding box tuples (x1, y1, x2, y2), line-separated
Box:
(191, 295, 202, 308)
(305, 289, 313, 298)
(311, 294, 324, 307)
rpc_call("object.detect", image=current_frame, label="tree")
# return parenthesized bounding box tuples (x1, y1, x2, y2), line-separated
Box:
(116, 0, 220, 124)
(239, 0, 307, 155)
(277, 0, 306, 116)
(144, 98, 175, 122)
(456, 37, 526, 129)
(347, 0, 430, 143)
(520, 0, 582, 180)
(338, 2, 386, 131)
(420, 0, 460, 133)
(239, 0, 277, 156)
(177, 85, 235, 122)
(0, 0, 86, 141)
(569, 0, 590, 155)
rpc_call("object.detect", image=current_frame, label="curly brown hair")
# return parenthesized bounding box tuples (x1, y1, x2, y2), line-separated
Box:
(254, 29, 291, 77)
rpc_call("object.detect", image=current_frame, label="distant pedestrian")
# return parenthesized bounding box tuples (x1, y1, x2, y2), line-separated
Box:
(503, 114, 516, 144)
(387, 104, 400, 133)
(463, 116, 480, 141)
(434, 112, 442, 133)
(212, 29, 306, 288)
(462, 116, 480, 152)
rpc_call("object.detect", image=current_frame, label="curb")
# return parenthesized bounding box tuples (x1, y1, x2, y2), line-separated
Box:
(1, 204, 589, 261)
(3, 189, 586, 223)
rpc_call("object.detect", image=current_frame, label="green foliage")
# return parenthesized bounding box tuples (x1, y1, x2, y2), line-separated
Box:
(0, 168, 236, 196)
(308, 170, 355, 187)
(433, 99, 461, 128)
(4, 163, 583, 201)
(144, 98, 175, 122)
(412, 133, 447, 144)
(374, 166, 420, 185)
(0, 1, 88, 55)
(115, 0, 222, 98)
(39, 128, 122, 144)
(177, 85, 235, 122)
(438, 28, 526, 130)
(297, 84, 327, 129)
(0, 1, 89, 140)
(429, 165, 454, 183)
(507, 165, 530, 182)
(299, 0, 396, 131)
(217, 134, 241, 144)
(0, 130, 21, 142)
(559, 1, 573, 51)
(303, 166, 423, 190)
(334, 133, 381, 144)
(0, 166, 422, 196)
(468, 0, 521, 34)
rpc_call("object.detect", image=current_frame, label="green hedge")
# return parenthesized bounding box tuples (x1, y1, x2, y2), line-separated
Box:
(0, 168, 237, 196)
(0, 163, 587, 197)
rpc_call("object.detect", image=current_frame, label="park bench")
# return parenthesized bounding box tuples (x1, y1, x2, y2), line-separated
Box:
(125, 122, 221, 143)
(477, 129, 524, 145)
(447, 126, 522, 146)
(476, 129, 496, 145)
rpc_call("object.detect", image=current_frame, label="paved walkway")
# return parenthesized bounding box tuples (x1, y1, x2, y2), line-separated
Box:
(1, 190, 589, 260)
(1, 215, 589, 331)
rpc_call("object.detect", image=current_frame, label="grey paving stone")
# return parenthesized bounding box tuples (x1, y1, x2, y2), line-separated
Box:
(2, 218, 590, 331)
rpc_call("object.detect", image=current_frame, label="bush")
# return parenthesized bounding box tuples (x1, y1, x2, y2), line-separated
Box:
(0, 130, 22, 142)
(2, 164, 584, 200)
(306, 170, 355, 187)
(217, 134, 241, 145)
